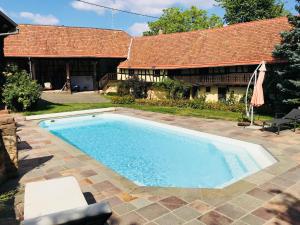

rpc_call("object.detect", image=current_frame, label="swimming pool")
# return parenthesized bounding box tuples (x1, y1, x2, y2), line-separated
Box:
(40, 113, 276, 189)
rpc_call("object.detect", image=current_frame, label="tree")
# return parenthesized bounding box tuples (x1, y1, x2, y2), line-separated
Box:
(216, 0, 289, 24)
(272, 0, 300, 106)
(2, 65, 41, 111)
(143, 7, 223, 36)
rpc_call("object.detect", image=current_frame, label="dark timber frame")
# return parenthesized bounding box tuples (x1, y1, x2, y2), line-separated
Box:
(5, 57, 124, 93)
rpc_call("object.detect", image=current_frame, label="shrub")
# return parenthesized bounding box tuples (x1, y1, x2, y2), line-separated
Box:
(117, 76, 148, 98)
(117, 81, 130, 96)
(2, 65, 41, 111)
(226, 91, 237, 105)
(111, 95, 135, 104)
(155, 78, 191, 99)
(135, 98, 244, 113)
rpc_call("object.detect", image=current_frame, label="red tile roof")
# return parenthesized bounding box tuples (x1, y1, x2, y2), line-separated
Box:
(4, 24, 131, 58)
(119, 17, 291, 69)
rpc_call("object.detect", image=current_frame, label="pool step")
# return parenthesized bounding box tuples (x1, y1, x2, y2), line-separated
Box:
(224, 154, 247, 178)
(224, 153, 260, 179)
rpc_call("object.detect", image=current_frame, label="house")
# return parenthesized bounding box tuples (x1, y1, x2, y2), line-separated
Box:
(3, 13, 291, 101)
(4, 24, 131, 92)
(0, 10, 18, 72)
(118, 17, 290, 101)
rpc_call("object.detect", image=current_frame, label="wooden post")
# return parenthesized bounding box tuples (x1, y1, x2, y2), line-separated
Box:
(32, 61, 36, 80)
(93, 61, 98, 92)
(29, 58, 36, 80)
(66, 62, 71, 93)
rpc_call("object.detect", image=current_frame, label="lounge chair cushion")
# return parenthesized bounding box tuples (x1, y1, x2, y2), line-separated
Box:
(24, 177, 88, 220)
(21, 202, 112, 225)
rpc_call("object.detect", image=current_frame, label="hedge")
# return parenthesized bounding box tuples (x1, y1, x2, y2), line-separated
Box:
(111, 96, 244, 113)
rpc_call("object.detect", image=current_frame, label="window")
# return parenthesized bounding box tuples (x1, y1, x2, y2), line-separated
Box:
(129, 69, 134, 76)
(229, 67, 236, 73)
(154, 70, 160, 77)
(206, 87, 211, 93)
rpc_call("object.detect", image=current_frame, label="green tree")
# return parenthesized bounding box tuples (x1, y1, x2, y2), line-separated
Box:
(272, 0, 300, 106)
(216, 0, 289, 24)
(143, 6, 223, 36)
(2, 65, 41, 111)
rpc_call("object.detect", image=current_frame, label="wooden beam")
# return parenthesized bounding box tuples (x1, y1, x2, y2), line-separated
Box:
(93, 61, 98, 91)
(66, 62, 71, 93)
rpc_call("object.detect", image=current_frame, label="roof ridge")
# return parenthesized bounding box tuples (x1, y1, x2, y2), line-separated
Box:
(134, 16, 288, 39)
(18, 23, 129, 33)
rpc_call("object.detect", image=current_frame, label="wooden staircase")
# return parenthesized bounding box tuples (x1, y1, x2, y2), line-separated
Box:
(99, 73, 117, 90)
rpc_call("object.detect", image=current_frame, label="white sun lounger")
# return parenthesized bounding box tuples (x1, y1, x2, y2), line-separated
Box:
(21, 176, 112, 225)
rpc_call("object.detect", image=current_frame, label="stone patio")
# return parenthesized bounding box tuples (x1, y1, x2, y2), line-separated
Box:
(6, 108, 300, 224)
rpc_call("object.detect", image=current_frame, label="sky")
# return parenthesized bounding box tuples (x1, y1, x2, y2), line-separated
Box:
(0, 0, 297, 36)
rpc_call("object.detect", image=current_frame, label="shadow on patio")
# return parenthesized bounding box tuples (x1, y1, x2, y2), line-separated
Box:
(267, 189, 300, 225)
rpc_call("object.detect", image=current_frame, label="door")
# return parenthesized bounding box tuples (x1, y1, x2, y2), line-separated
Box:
(218, 87, 227, 102)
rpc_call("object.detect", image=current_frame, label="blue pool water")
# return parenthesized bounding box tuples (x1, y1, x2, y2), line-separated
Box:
(40, 114, 272, 188)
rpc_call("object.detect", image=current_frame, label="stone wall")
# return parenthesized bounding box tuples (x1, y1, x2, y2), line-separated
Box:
(0, 115, 18, 183)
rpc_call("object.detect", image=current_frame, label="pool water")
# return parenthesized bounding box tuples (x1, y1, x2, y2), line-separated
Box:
(40, 114, 276, 189)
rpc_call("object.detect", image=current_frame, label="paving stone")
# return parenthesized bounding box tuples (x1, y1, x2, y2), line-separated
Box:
(258, 182, 283, 193)
(215, 203, 247, 220)
(80, 169, 97, 177)
(154, 213, 185, 225)
(230, 194, 264, 211)
(117, 211, 147, 225)
(231, 221, 248, 225)
(251, 207, 274, 221)
(245, 171, 275, 185)
(93, 181, 116, 191)
(102, 196, 123, 207)
(113, 202, 136, 215)
(240, 214, 266, 225)
(247, 188, 275, 201)
(44, 172, 61, 180)
(189, 200, 211, 214)
(136, 203, 169, 221)
(130, 198, 152, 209)
(173, 206, 201, 221)
(270, 176, 296, 189)
(183, 220, 206, 225)
(159, 196, 187, 210)
(198, 211, 233, 225)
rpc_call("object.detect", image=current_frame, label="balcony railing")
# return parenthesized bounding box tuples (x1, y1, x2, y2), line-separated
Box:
(103, 72, 252, 86)
(174, 73, 253, 85)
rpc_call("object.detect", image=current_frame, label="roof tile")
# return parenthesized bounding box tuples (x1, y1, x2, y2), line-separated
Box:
(4, 24, 131, 58)
(119, 17, 291, 69)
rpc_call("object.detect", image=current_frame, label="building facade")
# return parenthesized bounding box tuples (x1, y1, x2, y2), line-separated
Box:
(2, 13, 291, 101)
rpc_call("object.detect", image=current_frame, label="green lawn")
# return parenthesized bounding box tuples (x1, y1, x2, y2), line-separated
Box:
(24, 100, 272, 121)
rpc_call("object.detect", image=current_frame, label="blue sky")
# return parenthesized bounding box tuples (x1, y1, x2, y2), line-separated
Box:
(0, 0, 297, 36)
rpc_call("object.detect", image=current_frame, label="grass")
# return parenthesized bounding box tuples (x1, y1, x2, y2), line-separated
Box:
(24, 100, 272, 121)
(0, 189, 18, 220)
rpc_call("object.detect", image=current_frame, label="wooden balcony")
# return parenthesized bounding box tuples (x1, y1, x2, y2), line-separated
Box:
(174, 73, 252, 86)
